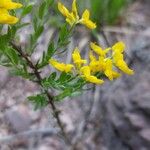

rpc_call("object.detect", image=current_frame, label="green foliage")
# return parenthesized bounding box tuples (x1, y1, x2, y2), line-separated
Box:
(58, 24, 71, 47)
(42, 72, 85, 101)
(0, 0, 85, 109)
(21, 4, 33, 17)
(37, 42, 55, 69)
(28, 94, 48, 110)
(76, 0, 131, 27)
(37, 24, 71, 69)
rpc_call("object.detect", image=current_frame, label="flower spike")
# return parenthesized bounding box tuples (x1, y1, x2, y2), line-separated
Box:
(58, 0, 96, 29)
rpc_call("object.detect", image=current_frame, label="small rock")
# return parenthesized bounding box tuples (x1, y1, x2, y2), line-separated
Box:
(140, 129, 150, 142)
(125, 113, 149, 129)
(4, 105, 31, 132)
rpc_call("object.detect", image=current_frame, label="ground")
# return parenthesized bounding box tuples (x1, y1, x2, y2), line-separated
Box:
(0, 0, 150, 150)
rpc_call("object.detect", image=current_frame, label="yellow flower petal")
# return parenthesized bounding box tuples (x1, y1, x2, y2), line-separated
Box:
(98, 56, 106, 71)
(89, 51, 97, 62)
(80, 66, 104, 84)
(72, 0, 79, 20)
(72, 47, 87, 68)
(112, 42, 134, 75)
(57, 1, 96, 29)
(49, 58, 74, 73)
(80, 66, 91, 76)
(82, 9, 90, 19)
(58, 2, 70, 18)
(81, 19, 96, 29)
(80, 9, 96, 29)
(0, 8, 18, 24)
(84, 75, 104, 84)
(58, 1, 77, 26)
(112, 41, 125, 53)
(0, 0, 22, 10)
(90, 42, 106, 56)
(89, 60, 101, 73)
(112, 71, 121, 79)
(104, 59, 120, 80)
(115, 60, 134, 75)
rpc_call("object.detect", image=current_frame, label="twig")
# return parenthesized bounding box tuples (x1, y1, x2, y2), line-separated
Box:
(71, 86, 98, 149)
(0, 128, 58, 144)
(10, 42, 71, 145)
(100, 30, 111, 47)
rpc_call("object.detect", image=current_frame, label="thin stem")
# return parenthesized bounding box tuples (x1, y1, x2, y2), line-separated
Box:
(10, 42, 71, 145)
(100, 29, 111, 47)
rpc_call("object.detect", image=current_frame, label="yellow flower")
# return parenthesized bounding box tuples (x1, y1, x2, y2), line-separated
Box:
(89, 52, 105, 74)
(89, 51, 97, 62)
(0, 0, 22, 24)
(90, 42, 111, 57)
(80, 66, 90, 75)
(80, 10, 96, 29)
(0, 0, 22, 10)
(49, 58, 74, 73)
(58, 0, 96, 29)
(104, 59, 121, 80)
(89, 51, 100, 73)
(72, 0, 79, 20)
(80, 66, 104, 84)
(112, 42, 134, 75)
(113, 54, 134, 75)
(58, 0, 78, 26)
(0, 8, 18, 24)
(85, 75, 104, 84)
(89, 54, 120, 80)
(112, 41, 125, 53)
(72, 47, 87, 68)
(98, 56, 106, 71)
(89, 60, 100, 74)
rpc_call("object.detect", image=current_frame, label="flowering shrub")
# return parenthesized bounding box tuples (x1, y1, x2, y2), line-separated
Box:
(0, 0, 134, 145)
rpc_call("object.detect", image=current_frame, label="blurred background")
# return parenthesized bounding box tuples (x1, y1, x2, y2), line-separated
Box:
(0, 0, 150, 149)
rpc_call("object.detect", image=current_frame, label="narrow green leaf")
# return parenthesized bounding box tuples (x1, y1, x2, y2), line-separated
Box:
(21, 4, 33, 17)
(39, 1, 47, 19)
(28, 94, 48, 110)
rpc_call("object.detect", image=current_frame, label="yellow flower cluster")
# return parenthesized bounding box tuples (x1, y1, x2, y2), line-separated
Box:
(49, 42, 134, 84)
(0, 0, 22, 24)
(58, 0, 96, 29)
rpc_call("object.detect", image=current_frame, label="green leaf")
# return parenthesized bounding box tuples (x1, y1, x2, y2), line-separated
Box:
(28, 94, 48, 110)
(38, 42, 55, 68)
(89, 0, 129, 25)
(21, 4, 33, 17)
(54, 89, 73, 101)
(46, 42, 55, 60)
(29, 25, 44, 52)
(42, 72, 57, 88)
(16, 23, 30, 29)
(39, 1, 47, 19)
(0, 35, 8, 50)
(46, 0, 54, 6)
(50, 72, 57, 80)
(35, 25, 44, 39)
(10, 68, 30, 79)
(4, 47, 19, 65)
(58, 24, 70, 47)
(57, 72, 73, 83)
